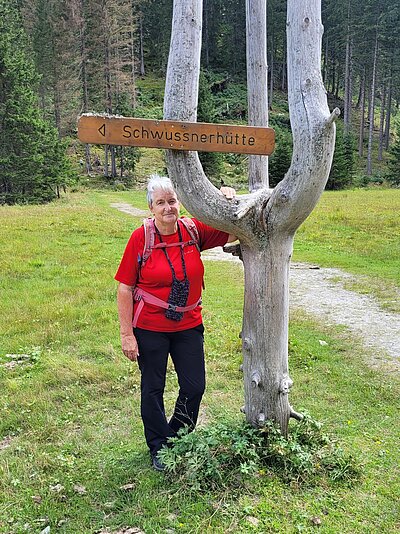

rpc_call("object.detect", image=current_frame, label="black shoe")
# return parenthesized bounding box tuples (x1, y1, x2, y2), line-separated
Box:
(151, 453, 165, 472)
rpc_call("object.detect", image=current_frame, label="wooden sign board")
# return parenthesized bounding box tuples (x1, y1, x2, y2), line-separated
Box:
(78, 115, 275, 156)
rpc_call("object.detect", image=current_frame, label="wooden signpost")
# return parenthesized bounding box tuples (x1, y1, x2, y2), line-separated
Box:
(78, 114, 275, 155)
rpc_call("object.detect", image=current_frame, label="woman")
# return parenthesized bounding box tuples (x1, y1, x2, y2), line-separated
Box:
(115, 175, 236, 471)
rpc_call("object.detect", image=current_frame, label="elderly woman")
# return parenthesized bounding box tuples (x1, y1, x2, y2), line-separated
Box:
(115, 174, 236, 471)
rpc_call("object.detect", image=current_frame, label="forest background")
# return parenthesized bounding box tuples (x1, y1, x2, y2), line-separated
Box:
(1, 0, 400, 204)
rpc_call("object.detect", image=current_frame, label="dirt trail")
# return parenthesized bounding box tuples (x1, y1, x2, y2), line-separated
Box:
(113, 203, 400, 368)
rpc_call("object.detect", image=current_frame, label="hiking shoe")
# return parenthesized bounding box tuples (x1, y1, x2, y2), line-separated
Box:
(151, 453, 165, 472)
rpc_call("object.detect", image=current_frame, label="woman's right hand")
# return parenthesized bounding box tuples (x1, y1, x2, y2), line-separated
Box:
(121, 333, 139, 362)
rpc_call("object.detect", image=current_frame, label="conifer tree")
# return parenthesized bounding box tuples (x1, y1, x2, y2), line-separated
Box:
(386, 119, 400, 186)
(0, 0, 73, 204)
(326, 121, 355, 189)
(197, 70, 223, 181)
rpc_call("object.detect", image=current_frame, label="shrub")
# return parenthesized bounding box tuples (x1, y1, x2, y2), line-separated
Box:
(158, 415, 359, 491)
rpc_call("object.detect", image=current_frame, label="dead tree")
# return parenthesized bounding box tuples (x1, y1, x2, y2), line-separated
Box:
(163, 0, 338, 435)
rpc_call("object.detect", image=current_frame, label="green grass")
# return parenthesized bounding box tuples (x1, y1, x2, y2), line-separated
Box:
(0, 190, 399, 533)
(294, 188, 400, 311)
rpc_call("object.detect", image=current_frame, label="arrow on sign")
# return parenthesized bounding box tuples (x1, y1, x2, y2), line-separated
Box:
(98, 124, 106, 137)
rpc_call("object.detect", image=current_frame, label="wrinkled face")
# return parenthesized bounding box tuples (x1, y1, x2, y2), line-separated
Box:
(150, 188, 180, 229)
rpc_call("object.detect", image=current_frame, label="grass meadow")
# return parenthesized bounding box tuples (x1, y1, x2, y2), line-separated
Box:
(0, 189, 399, 533)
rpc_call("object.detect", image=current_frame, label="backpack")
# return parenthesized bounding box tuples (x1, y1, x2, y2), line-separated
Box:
(137, 217, 201, 275)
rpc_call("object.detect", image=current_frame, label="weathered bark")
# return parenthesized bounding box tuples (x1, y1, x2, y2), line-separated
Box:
(246, 0, 269, 192)
(163, 0, 337, 435)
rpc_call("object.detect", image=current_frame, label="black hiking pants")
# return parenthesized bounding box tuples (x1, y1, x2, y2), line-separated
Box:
(134, 324, 206, 456)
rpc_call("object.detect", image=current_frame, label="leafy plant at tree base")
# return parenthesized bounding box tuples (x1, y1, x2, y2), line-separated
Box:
(158, 415, 359, 491)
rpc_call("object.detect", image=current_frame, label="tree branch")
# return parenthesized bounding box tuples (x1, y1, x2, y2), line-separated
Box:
(265, 0, 336, 235)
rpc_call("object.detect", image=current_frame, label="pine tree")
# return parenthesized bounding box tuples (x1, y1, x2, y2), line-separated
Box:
(268, 125, 292, 187)
(197, 70, 223, 182)
(0, 0, 73, 204)
(386, 118, 400, 186)
(326, 121, 355, 189)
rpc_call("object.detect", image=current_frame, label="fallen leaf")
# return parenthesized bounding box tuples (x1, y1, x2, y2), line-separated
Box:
(246, 516, 260, 527)
(0, 436, 13, 450)
(32, 495, 42, 504)
(119, 483, 135, 491)
(49, 484, 64, 493)
(73, 484, 87, 495)
(310, 516, 322, 526)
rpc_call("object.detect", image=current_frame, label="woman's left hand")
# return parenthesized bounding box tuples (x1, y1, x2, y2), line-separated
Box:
(220, 186, 236, 200)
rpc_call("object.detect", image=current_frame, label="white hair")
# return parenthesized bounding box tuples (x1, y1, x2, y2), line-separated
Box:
(146, 174, 175, 207)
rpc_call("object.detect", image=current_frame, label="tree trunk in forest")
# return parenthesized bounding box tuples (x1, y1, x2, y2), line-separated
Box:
(79, 0, 92, 174)
(384, 65, 393, 151)
(358, 68, 366, 157)
(104, 145, 109, 178)
(281, 49, 286, 91)
(130, 26, 137, 109)
(53, 83, 61, 136)
(163, 0, 337, 435)
(203, 0, 209, 67)
(367, 33, 378, 176)
(269, 49, 274, 110)
(343, 5, 352, 135)
(139, 14, 145, 77)
(378, 82, 386, 161)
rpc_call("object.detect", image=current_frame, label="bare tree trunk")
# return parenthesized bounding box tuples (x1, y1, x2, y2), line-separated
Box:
(53, 83, 61, 136)
(104, 145, 109, 178)
(79, 0, 92, 173)
(384, 65, 393, 151)
(203, 0, 209, 67)
(358, 68, 366, 157)
(130, 24, 137, 109)
(343, 2, 352, 134)
(245, 0, 269, 192)
(139, 14, 145, 77)
(378, 82, 386, 161)
(163, 0, 337, 435)
(367, 33, 378, 176)
(269, 49, 274, 110)
(281, 48, 286, 91)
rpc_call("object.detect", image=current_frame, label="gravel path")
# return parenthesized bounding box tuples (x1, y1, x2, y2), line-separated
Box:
(113, 203, 400, 368)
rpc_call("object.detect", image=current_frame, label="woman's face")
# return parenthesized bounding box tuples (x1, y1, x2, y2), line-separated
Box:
(150, 188, 180, 229)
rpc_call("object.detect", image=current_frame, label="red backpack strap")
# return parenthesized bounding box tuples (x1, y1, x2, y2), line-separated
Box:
(138, 218, 156, 272)
(179, 217, 201, 251)
(138, 217, 200, 276)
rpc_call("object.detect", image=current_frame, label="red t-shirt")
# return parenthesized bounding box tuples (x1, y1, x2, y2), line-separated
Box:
(115, 218, 229, 331)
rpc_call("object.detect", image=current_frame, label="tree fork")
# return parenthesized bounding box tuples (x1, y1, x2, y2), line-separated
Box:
(163, 0, 337, 436)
